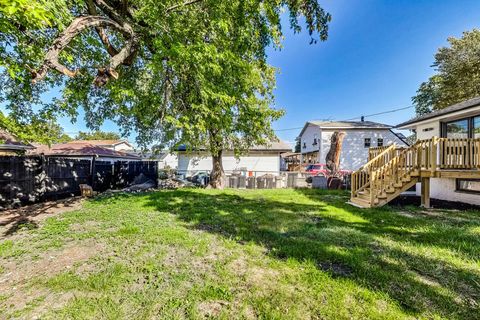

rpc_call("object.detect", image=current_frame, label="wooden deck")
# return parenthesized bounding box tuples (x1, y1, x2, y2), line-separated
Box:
(351, 137, 480, 208)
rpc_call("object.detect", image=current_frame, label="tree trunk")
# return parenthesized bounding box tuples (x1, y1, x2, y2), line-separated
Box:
(210, 150, 225, 189)
(325, 131, 345, 175)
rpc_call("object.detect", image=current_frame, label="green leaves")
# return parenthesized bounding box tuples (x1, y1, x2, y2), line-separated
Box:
(0, 0, 330, 154)
(412, 29, 480, 115)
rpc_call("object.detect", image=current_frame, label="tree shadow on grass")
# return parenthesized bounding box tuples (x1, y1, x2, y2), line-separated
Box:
(142, 189, 479, 319)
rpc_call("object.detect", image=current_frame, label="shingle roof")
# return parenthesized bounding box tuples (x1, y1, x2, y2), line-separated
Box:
(69, 139, 133, 147)
(0, 129, 34, 150)
(308, 120, 392, 129)
(177, 140, 292, 152)
(29, 142, 141, 159)
(396, 96, 480, 128)
(298, 120, 392, 137)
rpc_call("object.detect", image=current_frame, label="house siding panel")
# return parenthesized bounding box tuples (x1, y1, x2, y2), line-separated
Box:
(415, 120, 441, 140)
(300, 125, 322, 155)
(178, 152, 281, 174)
(415, 178, 480, 205)
(321, 129, 407, 170)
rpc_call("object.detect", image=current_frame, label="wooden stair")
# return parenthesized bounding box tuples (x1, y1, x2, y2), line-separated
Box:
(350, 142, 422, 208)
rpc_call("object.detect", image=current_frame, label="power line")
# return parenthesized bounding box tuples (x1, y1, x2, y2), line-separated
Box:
(342, 105, 414, 121)
(273, 105, 414, 132)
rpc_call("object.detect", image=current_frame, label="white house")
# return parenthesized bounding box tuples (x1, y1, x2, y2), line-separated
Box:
(69, 139, 134, 152)
(298, 120, 408, 170)
(177, 141, 292, 175)
(134, 152, 178, 169)
(397, 96, 480, 205)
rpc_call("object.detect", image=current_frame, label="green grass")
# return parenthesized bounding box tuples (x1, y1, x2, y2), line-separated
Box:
(1, 189, 479, 319)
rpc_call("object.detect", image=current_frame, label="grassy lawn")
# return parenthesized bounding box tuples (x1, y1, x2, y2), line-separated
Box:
(0, 189, 479, 319)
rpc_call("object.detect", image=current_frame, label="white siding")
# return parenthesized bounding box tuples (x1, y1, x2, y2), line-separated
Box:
(113, 142, 134, 151)
(178, 151, 281, 173)
(321, 129, 407, 170)
(159, 153, 178, 169)
(300, 124, 321, 157)
(415, 178, 480, 205)
(415, 120, 440, 140)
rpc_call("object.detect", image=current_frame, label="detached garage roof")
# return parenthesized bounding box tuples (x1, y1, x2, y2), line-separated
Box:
(30, 142, 141, 159)
(177, 140, 292, 152)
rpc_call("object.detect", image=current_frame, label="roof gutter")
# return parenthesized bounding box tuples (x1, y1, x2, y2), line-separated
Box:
(0, 144, 34, 150)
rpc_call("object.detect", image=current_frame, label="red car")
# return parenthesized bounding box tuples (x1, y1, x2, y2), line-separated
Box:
(305, 163, 351, 176)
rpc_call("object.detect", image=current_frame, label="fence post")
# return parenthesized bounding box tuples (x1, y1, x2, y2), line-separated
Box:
(90, 155, 96, 190)
(40, 155, 46, 201)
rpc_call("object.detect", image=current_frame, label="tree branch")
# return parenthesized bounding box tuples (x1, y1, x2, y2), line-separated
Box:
(32, 15, 135, 84)
(166, 0, 204, 13)
(86, 0, 119, 57)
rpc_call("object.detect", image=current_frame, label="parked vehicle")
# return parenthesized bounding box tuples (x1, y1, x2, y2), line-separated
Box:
(305, 163, 351, 176)
(305, 164, 351, 183)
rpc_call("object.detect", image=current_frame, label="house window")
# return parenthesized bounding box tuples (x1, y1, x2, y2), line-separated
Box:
(377, 138, 384, 147)
(445, 119, 469, 139)
(456, 179, 480, 193)
(313, 134, 318, 146)
(364, 138, 371, 148)
(474, 116, 480, 138)
(303, 142, 306, 149)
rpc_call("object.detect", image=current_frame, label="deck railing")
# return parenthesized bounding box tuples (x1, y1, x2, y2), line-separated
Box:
(368, 146, 389, 161)
(369, 140, 421, 202)
(352, 144, 398, 197)
(437, 138, 480, 169)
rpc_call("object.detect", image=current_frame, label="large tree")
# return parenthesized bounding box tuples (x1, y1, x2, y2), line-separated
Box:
(412, 29, 480, 115)
(1, 0, 331, 187)
(76, 130, 121, 140)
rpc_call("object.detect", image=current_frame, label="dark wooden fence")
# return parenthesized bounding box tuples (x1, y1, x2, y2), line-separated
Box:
(0, 156, 159, 209)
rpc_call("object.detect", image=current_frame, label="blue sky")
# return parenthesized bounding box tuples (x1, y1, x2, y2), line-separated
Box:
(269, 0, 480, 145)
(5, 0, 480, 146)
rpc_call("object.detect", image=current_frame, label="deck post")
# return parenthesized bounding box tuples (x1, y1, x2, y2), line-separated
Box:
(431, 137, 438, 173)
(420, 177, 430, 208)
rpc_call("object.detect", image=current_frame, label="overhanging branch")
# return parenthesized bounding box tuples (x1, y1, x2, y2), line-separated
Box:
(32, 15, 137, 86)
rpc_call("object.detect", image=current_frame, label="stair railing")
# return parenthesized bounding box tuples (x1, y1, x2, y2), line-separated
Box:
(370, 139, 426, 202)
(351, 144, 398, 197)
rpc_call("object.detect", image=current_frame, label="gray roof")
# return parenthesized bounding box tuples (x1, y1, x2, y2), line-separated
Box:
(299, 120, 392, 137)
(177, 140, 291, 152)
(248, 141, 292, 151)
(396, 96, 480, 128)
(309, 120, 392, 129)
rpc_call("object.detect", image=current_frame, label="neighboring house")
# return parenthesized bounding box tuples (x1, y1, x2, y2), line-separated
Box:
(177, 141, 292, 175)
(298, 120, 408, 170)
(29, 142, 141, 162)
(0, 129, 34, 155)
(69, 139, 134, 152)
(396, 96, 480, 205)
(133, 152, 178, 169)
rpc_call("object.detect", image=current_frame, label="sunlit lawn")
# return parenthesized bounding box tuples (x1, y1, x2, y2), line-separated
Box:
(0, 189, 479, 319)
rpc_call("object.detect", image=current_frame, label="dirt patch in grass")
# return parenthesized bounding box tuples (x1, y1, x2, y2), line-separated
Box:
(0, 197, 84, 238)
(0, 239, 104, 313)
(197, 300, 229, 318)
